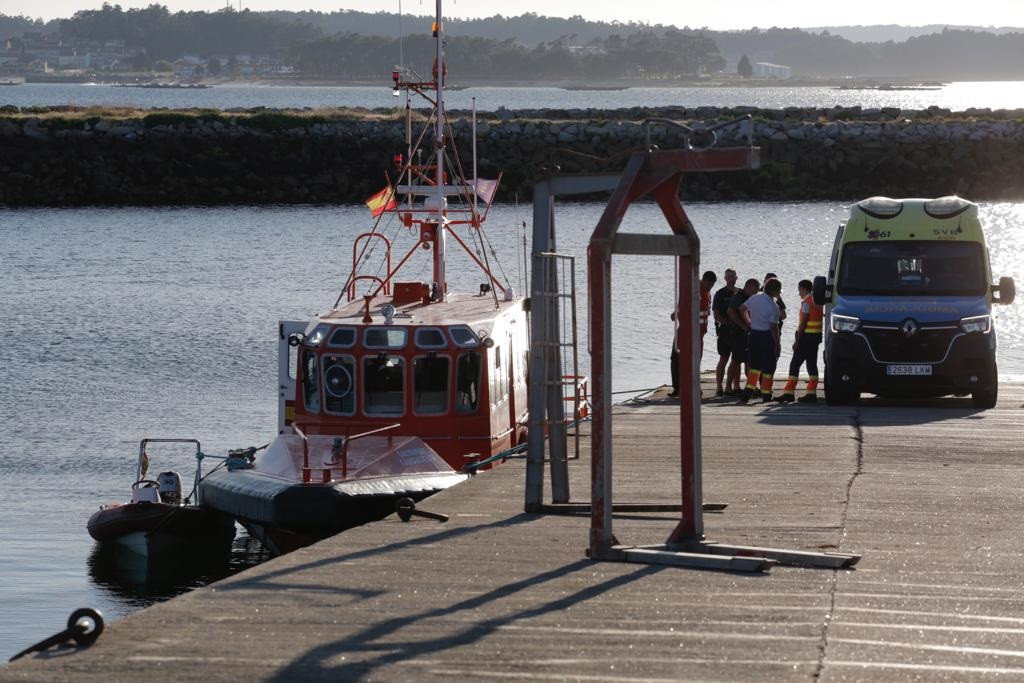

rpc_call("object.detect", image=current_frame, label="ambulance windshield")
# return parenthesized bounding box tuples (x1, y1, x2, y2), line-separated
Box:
(839, 241, 986, 297)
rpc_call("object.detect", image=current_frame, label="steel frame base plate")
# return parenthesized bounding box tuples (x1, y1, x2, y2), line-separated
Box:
(588, 540, 860, 573)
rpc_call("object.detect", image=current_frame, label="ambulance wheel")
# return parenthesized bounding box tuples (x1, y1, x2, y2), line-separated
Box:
(824, 365, 855, 406)
(972, 370, 998, 410)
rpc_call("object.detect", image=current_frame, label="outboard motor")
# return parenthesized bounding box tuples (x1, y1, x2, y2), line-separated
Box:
(157, 471, 183, 505)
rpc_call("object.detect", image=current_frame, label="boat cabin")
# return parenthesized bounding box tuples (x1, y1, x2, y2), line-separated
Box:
(279, 284, 528, 469)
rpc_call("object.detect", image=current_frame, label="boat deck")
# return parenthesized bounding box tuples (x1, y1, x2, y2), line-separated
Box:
(324, 291, 520, 327)
(7, 381, 1024, 681)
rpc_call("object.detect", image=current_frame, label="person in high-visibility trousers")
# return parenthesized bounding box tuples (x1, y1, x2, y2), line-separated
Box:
(777, 279, 824, 403)
(738, 278, 782, 404)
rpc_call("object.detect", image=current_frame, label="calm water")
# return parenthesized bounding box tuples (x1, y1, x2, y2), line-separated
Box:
(2, 81, 1023, 112)
(1, 200, 1022, 660)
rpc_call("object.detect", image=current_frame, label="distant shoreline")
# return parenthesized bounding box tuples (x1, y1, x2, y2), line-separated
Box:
(13, 74, 1022, 90)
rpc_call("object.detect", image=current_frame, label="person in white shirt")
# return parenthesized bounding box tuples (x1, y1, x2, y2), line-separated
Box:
(738, 278, 782, 404)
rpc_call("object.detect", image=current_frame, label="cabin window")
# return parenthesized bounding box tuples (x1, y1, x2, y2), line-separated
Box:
(322, 354, 356, 415)
(364, 327, 407, 349)
(413, 355, 450, 414)
(415, 327, 447, 349)
(363, 355, 405, 415)
(328, 327, 356, 348)
(301, 351, 320, 413)
(456, 352, 482, 414)
(492, 345, 507, 403)
(449, 325, 480, 348)
(306, 323, 329, 347)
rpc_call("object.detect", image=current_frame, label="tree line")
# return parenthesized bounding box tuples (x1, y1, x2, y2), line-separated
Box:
(291, 30, 724, 80)
(3, 5, 1022, 80)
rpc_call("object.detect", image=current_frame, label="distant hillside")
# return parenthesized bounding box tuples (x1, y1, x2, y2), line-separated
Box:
(262, 10, 664, 47)
(805, 24, 1024, 43)
(3, 8, 1023, 81)
(0, 13, 58, 37)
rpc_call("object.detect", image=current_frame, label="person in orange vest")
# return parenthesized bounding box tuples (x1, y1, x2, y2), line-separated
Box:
(669, 270, 716, 399)
(777, 279, 824, 403)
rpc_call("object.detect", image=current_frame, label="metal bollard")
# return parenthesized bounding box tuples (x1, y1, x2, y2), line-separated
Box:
(9, 608, 104, 662)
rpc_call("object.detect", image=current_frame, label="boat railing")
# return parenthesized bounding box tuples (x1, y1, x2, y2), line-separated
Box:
(562, 375, 590, 460)
(291, 423, 318, 483)
(348, 233, 392, 302)
(293, 423, 401, 483)
(324, 423, 401, 479)
(134, 438, 203, 504)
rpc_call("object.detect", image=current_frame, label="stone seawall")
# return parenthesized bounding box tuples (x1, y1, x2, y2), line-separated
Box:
(1, 106, 1023, 205)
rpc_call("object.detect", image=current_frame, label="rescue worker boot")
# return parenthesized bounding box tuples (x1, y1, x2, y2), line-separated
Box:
(737, 388, 753, 404)
(775, 393, 795, 403)
(798, 394, 818, 403)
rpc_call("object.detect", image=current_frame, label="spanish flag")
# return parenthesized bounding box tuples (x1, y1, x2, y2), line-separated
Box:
(365, 185, 396, 217)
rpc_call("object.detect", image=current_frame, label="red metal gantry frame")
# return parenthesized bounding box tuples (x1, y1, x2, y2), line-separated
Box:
(586, 146, 862, 572)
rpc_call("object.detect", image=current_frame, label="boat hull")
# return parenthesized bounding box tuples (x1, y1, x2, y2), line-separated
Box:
(87, 502, 235, 557)
(198, 433, 467, 554)
(200, 469, 463, 554)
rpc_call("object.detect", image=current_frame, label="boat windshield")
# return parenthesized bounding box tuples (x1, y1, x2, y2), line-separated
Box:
(838, 241, 986, 297)
(323, 354, 355, 415)
(363, 355, 405, 415)
(414, 355, 450, 414)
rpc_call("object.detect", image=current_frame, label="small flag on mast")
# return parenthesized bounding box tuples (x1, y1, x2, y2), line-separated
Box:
(365, 185, 396, 217)
(473, 178, 498, 206)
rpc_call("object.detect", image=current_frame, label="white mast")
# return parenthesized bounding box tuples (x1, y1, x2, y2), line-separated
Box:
(433, 0, 447, 302)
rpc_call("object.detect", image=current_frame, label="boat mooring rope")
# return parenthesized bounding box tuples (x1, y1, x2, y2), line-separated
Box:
(461, 414, 592, 472)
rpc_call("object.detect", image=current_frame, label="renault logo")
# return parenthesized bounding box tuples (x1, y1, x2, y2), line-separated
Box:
(900, 319, 919, 338)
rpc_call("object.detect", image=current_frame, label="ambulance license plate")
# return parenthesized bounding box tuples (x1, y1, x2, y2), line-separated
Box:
(886, 364, 932, 376)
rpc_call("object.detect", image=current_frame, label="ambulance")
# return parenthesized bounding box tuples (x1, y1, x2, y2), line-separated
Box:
(813, 197, 1015, 408)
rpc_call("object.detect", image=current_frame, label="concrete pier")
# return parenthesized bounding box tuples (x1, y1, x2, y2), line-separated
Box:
(6, 383, 1024, 681)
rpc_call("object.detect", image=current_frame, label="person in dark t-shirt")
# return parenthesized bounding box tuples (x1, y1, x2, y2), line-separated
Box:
(727, 278, 761, 392)
(711, 268, 738, 396)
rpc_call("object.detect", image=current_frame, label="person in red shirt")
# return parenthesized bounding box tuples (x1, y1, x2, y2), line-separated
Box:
(670, 270, 716, 399)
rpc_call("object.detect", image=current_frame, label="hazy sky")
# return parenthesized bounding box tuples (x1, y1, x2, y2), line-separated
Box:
(7, 0, 1024, 31)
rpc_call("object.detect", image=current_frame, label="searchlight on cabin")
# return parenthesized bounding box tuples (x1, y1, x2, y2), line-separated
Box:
(924, 196, 973, 219)
(857, 197, 903, 219)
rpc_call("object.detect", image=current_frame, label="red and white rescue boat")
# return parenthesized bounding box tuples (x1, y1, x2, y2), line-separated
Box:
(198, 0, 529, 555)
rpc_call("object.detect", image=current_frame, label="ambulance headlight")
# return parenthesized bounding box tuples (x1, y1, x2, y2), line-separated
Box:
(831, 314, 860, 333)
(960, 315, 991, 334)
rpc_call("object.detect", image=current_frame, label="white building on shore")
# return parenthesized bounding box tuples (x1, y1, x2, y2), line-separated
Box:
(753, 62, 791, 79)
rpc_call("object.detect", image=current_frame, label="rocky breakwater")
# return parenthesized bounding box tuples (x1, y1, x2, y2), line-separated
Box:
(0, 105, 1022, 205)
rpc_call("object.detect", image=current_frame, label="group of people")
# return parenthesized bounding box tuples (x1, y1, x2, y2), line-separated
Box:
(670, 269, 823, 404)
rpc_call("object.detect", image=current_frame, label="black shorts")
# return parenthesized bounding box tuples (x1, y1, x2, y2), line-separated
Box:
(729, 327, 747, 358)
(716, 334, 732, 358)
